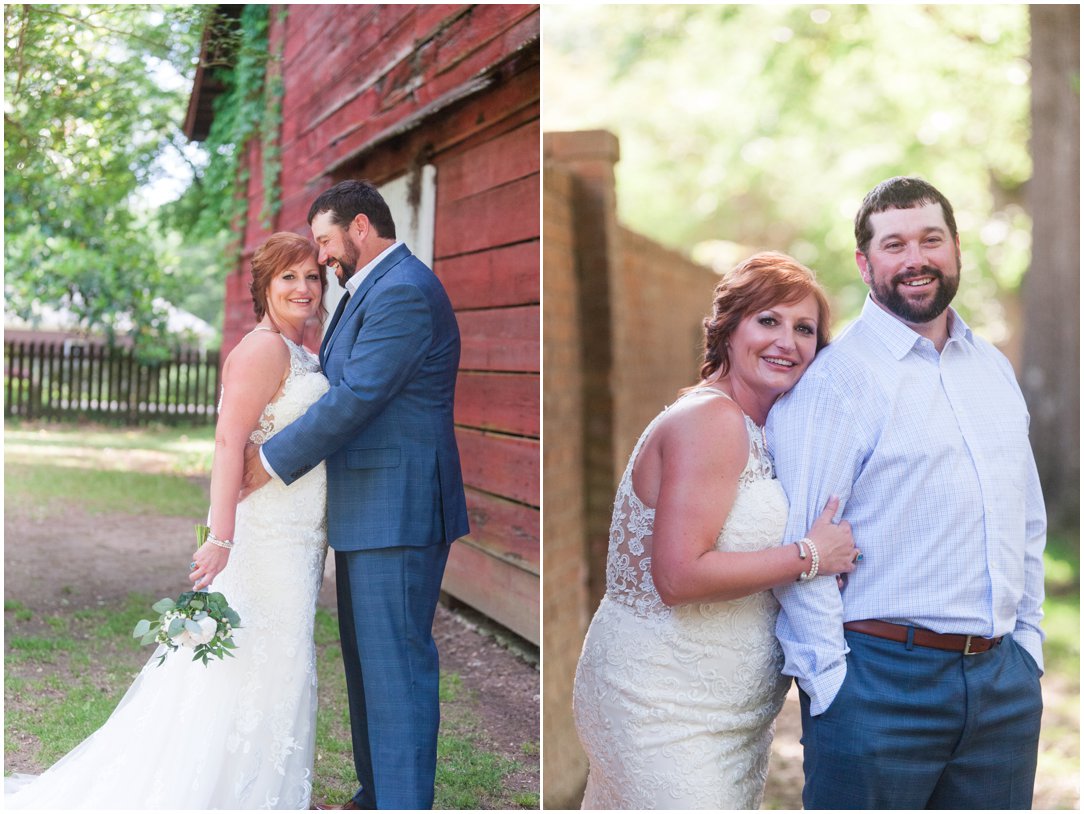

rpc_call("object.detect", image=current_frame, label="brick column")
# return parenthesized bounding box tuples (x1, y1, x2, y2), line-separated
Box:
(542, 130, 620, 808)
(541, 163, 589, 809)
(543, 131, 621, 606)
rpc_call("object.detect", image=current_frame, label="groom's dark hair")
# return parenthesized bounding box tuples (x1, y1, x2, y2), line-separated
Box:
(308, 180, 397, 240)
(854, 176, 958, 256)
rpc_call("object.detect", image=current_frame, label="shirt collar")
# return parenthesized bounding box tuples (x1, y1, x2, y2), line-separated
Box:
(344, 240, 404, 297)
(858, 293, 974, 360)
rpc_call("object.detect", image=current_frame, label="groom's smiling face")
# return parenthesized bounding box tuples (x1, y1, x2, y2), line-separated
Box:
(857, 203, 961, 326)
(311, 210, 361, 288)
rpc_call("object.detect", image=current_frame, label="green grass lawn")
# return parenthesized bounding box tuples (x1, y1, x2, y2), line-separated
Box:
(6, 463, 210, 516)
(4, 421, 537, 809)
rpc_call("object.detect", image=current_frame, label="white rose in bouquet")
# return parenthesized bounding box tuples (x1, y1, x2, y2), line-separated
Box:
(192, 614, 219, 645)
(170, 628, 196, 649)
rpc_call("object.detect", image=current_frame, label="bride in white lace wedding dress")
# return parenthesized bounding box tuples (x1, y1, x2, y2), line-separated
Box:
(572, 253, 860, 809)
(6, 233, 330, 810)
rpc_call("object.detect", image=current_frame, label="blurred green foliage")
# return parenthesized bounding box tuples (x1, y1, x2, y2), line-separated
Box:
(543, 4, 1031, 337)
(4, 6, 279, 355)
(4, 5, 208, 355)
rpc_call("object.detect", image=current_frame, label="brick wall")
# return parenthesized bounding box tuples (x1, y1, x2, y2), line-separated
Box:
(542, 131, 717, 808)
(612, 227, 717, 479)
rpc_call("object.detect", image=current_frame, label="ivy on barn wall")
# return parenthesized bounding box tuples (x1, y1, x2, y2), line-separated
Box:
(258, 7, 288, 229)
(171, 4, 284, 245)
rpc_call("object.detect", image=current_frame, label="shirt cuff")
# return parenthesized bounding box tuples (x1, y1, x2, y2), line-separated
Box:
(258, 447, 280, 481)
(1012, 628, 1044, 675)
(798, 661, 848, 716)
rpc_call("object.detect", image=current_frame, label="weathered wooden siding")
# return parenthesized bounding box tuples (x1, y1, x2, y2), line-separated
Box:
(220, 4, 540, 644)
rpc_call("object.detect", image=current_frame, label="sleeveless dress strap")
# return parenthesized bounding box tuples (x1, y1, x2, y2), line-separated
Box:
(696, 385, 767, 452)
(246, 326, 301, 352)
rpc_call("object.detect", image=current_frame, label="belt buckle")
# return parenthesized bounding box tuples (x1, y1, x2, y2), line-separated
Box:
(963, 635, 979, 655)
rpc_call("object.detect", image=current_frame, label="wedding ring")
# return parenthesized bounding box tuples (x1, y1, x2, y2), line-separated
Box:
(190, 561, 198, 570)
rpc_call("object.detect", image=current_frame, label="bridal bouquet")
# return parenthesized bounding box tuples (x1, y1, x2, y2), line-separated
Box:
(132, 524, 242, 667)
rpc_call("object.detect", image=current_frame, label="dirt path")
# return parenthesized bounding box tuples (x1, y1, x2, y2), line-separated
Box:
(4, 497, 540, 801)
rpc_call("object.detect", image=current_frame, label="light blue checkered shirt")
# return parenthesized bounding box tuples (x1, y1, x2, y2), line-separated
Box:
(767, 295, 1046, 715)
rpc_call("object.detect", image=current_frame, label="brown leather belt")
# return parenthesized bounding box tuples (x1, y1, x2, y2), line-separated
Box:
(844, 619, 1003, 656)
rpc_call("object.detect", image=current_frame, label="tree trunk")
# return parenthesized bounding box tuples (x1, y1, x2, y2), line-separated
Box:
(1022, 5, 1080, 530)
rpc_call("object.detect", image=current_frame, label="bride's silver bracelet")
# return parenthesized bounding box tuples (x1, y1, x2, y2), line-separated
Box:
(795, 537, 819, 582)
(207, 530, 235, 550)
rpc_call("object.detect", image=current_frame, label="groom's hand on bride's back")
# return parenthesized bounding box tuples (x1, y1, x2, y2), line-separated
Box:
(239, 442, 272, 501)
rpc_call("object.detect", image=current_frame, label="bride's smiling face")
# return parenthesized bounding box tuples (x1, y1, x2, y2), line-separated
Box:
(266, 258, 323, 327)
(727, 295, 820, 399)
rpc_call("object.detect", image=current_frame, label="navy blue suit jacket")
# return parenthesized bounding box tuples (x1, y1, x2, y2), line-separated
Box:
(262, 244, 469, 551)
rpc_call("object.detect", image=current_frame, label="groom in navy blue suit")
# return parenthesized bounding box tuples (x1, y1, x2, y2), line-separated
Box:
(243, 180, 469, 809)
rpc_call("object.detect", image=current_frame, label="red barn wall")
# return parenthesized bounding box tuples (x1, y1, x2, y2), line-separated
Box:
(223, 4, 540, 643)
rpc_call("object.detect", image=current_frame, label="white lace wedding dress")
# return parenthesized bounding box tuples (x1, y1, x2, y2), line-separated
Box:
(6, 333, 329, 810)
(572, 390, 791, 809)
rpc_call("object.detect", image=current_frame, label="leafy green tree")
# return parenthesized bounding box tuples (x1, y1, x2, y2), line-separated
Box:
(543, 5, 1031, 337)
(4, 4, 205, 353)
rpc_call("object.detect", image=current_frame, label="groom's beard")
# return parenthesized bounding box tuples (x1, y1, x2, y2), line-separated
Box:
(331, 242, 360, 287)
(867, 256, 960, 324)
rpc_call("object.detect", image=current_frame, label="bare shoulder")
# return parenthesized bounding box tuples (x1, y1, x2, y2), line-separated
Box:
(222, 331, 290, 387)
(659, 390, 748, 441)
(653, 391, 750, 472)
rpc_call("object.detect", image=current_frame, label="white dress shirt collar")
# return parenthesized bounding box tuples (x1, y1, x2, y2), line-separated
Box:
(860, 293, 974, 361)
(345, 240, 404, 297)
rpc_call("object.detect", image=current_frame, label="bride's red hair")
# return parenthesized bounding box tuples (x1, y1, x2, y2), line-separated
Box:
(695, 251, 831, 385)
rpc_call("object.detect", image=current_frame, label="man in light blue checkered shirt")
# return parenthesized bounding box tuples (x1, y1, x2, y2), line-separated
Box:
(768, 176, 1045, 809)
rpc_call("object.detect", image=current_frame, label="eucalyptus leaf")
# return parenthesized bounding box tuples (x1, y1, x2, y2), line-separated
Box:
(151, 598, 176, 614)
(167, 617, 186, 637)
(132, 619, 152, 638)
(184, 618, 202, 635)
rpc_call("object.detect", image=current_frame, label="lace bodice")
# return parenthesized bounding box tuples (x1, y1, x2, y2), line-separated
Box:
(247, 332, 327, 445)
(605, 390, 782, 619)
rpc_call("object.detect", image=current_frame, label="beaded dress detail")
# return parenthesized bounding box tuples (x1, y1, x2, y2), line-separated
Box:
(7, 332, 329, 810)
(572, 390, 790, 809)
